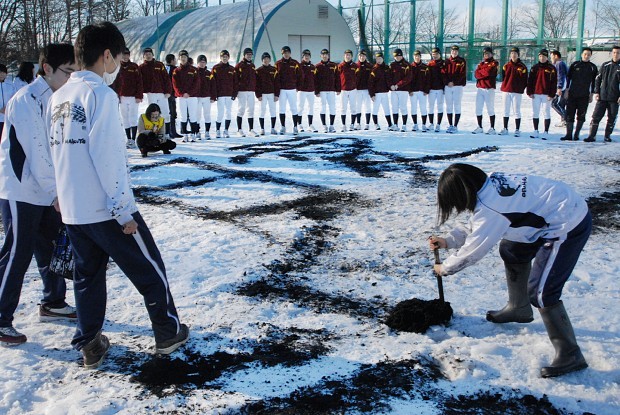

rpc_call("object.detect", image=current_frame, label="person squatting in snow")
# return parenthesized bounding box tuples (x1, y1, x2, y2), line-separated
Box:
(429, 163, 590, 378)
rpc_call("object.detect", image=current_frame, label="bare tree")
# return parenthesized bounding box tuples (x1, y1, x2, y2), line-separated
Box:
(517, 0, 578, 40)
(593, 0, 620, 37)
(416, 1, 461, 53)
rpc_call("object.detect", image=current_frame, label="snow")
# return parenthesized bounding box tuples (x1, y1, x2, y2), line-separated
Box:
(2, 83, 619, 414)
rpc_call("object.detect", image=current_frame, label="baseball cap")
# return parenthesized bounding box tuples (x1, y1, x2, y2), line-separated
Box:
(451, 45, 459, 51)
(359, 49, 367, 56)
(302, 49, 311, 56)
(261, 52, 271, 60)
(243, 47, 253, 55)
(510, 46, 520, 54)
(220, 49, 230, 57)
(344, 49, 353, 54)
(281, 46, 291, 53)
(143, 47, 154, 54)
(539, 48, 549, 57)
(483, 46, 493, 54)
(122, 47, 130, 54)
(414, 50, 422, 56)
(431, 47, 441, 54)
(179, 50, 189, 57)
(321, 48, 330, 55)
(375, 52, 383, 58)
(197, 55, 207, 62)
(393, 48, 403, 57)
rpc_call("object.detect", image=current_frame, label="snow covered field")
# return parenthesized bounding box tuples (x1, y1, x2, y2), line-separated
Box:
(1, 84, 619, 414)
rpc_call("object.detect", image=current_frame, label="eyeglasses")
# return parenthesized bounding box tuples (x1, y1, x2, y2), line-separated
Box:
(56, 67, 74, 77)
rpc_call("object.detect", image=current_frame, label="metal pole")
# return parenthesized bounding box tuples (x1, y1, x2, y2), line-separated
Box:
(437, 0, 444, 51)
(409, 0, 416, 61)
(576, 0, 586, 53)
(537, 0, 546, 48)
(339, 0, 343, 15)
(468, 0, 475, 80)
(384, 0, 390, 55)
(501, 0, 509, 73)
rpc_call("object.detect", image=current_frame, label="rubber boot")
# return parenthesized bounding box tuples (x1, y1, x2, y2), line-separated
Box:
(561, 122, 574, 141)
(584, 123, 598, 142)
(486, 262, 534, 323)
(573, 120, 584, 141)
(539, 301, 588, 378)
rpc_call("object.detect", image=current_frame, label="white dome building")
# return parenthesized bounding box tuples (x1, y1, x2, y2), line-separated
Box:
(116, 0, 357, 65)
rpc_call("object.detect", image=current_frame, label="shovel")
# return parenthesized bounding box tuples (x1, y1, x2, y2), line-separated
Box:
(433, 247, 445, 302)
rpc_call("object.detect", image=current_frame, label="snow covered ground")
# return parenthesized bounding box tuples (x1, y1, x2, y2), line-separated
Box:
(1, 84, 619, 414)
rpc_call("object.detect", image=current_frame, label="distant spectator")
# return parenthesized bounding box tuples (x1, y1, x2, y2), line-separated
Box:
(584, 45, 620, 142)
(0, 64, 16, 137)
(13, 62, 35, 91)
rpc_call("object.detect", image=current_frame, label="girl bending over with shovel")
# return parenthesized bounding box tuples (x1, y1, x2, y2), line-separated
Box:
(429, 163, 591, 378)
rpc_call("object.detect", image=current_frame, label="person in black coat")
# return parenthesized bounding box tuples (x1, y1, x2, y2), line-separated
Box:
(585, 45, 620, 142)
(561, 47, 598, 141)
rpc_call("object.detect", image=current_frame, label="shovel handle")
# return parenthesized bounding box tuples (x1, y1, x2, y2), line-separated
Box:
(433, 247, 445, 303)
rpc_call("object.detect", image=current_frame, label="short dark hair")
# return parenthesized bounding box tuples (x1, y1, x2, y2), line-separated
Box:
(75, 21, 125, 68)
(437, 163, 488, 225)
(37, 43, 75, 76)
(165, 54, 175, 64)
(582, 47, 593, 53)
(0, 64, 7, 73)
(145, 103, 161, 119)
(613, 45, 620, 51)
(16, 62, 35, 83)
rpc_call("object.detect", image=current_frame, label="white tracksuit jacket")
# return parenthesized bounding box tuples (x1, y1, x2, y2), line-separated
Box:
(0, 76, 57, 205)
(440, 172, 588, 275)
(49, 71, 137, 226)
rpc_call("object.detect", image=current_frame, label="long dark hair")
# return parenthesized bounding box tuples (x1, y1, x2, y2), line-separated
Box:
(16, 62, 35, 83)
(437, 163, 488, 225)
(145, 103, 161, 119)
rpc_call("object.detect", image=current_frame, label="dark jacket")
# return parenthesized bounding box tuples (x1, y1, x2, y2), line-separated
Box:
(112, 61, 143, 99)
(410, 62, 431, 94)
(211, 61, 237, 98)
(139, 60, 173, 95)
(427, 59, 445, 90)
(197, 67, 215, 98)
(235, 59, 257, 92)
(390, 59, 412, 89)
(594, 60, 620, 101)
(172, 63, 199, 97)
(368, 62, 392, 96)
(338, 60, 358, 91)
(255, 65, 280, 98)
(527, 62, 557, 97)
(444, 56, 467, 86)
(566, 60, 598, 98)
(500, 59, 528, 93)
(315, 60, 340, 93)
(299, 61, 317, 92)
(356, 61, 373, 90)
(475, 58, 499, 89)
(276, 57, 303, 90)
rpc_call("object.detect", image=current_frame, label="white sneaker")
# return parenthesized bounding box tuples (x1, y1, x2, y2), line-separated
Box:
(375, 125, 381, 131)
(499, 128, 509, 135)
(293, 126, 299, 135)
(299, 126, 305, 132)
(472, 127, 484, 134)
(309, 125, 318, 133)
(249, 129, 260, 137)
(324, 125, 329, 133)
(555, 121, 566, 127)
(434, 124, 441, 132)
(280, 126, 286, 135)
(223, 130, 230, 138)
(486, 127, 496, 135)
(215, 130, 221, 138)
(421, 125, 428, 132)
(541, 131, 548, 140)
(260, 129, 265, 135)
(514, 129, 521, 137)
(355, 123, 361, 130)
(364, 124, 369, 131)
(238, 130, 246, 137)
(530, 130, 539, 139)
(190, 133, 196, 142)
(270, 128, 277, 135)
(412, 124, 418, 132)
(350, 123, 355, 131)
(341, 126, 347, 132)
(445, 126, 453, 133)
(126, 139, 136, 149)
(182, 135, 188, 143)
(0, 326, 27, 345)
(39, 304, 77, 322)
(388, 124, 398, 131)
(329, 125, 336, 133)
(452, 126, 459, 133)
(400, 125, 407, 132)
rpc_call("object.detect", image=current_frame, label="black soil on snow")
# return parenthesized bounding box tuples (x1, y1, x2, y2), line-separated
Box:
(115, 140, 580, 413)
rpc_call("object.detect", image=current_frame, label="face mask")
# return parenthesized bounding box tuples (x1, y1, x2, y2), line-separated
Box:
(102, 56, 120, 85)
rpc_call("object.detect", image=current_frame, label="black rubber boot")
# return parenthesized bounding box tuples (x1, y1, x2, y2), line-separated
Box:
(539, 301, 588, 378)
(486, 262, 534, 323)
(561, 122, 574, 141)
(584, 123, 598, 142)
(573, 121, 584, 141)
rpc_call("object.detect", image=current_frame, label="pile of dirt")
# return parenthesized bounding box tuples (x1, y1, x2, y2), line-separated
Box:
(384, 298, 453, 333)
